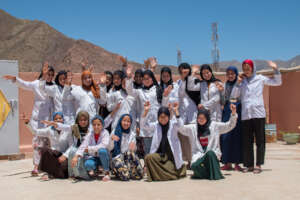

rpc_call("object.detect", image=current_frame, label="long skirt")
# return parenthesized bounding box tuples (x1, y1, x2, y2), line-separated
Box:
(111, 151, 144, 181)
(145, 153, 186, 182)
(220, 102, 243, 164)
(39, 147, 68, 179)
(68, 146, 90, 180)
(178, 132, 192, 161)
(191, 150, 224, 180)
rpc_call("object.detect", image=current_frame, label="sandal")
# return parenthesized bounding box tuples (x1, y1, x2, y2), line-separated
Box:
(40, 173, 50, 181)
(221, 164, 233, 171)
(253, 168, 262, 174)
(234, 165, 243, 172)
(242, 167, 254, 173)
(31, 170, 39, 177)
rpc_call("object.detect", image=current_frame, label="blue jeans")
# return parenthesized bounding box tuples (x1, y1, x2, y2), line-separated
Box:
(84, 148, 110, 172)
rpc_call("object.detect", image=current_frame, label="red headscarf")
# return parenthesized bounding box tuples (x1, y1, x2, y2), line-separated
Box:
(81, 70, 100, 99)
(242, 59, 254, 71)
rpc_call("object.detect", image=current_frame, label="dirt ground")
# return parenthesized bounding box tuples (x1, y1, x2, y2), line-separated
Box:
(0, 142, 299, 200)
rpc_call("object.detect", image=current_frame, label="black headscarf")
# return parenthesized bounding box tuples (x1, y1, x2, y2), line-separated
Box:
(157, 106, 170, 155)
(160, 67, 173, 90)
(200, 64, 220, 83)
(113, 70, 126, 91)
(105, 71, 113, 92)
(142, 70, 163, 104)
(178, 63, 201, 105)
(38, 65, 55, 86)
(54, 70, 67, 88)
(133, 69, 143, 89)
(197, 108, 211, 138)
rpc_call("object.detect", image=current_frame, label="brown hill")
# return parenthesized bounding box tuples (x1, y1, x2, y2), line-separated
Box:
(0, 9, 178, 73)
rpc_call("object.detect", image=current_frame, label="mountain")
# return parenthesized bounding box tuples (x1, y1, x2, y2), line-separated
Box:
(0, 9, 176, 73)
(0, 9, 299, 73)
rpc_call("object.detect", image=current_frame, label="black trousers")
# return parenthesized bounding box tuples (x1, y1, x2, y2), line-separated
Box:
(241, 118, 265, 167)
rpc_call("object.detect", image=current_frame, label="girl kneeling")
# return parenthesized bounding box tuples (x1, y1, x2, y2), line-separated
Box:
(71, 115, 110, 181)
(142, 102, 186, 182)
(109, 114, 143, 181)
(178, 105, 237, 180)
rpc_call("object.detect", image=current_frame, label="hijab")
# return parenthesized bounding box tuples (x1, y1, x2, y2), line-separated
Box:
(71, 111, 90, 141)
(38, 65, 55, 86)
(113, 70, 126, 91)
(54, 70, 67, 88)
(224, 66, 239, 102)
(105, 71, 113, 92)
(142, 70, 163, 104)
(197, 108, 211, 138)
(179, 63, 201, 106)
(200, 64, 220, 83)
(157, 107, 170, 155)
(133, 69, 143, 89)
(51, 112, 64, 132)
(160, 67, 173, 90)
(112, 114, 132, 157)
(81, 70, 100, 98)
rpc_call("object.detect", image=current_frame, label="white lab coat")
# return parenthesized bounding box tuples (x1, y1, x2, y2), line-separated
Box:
(40, 81, 76, 125)
(62, 85, 106, 120)
(231, 69, 282, 120)
(126, 79, 168, 137)
(101, 87, 136, 131)
(141, 115, 184, 170)
(16, 78, 53, 129)
(177, 79, 198, 124)
(76, 129, 110, 157)
(26, 123, 74, 157)
(108, 129, 136, 156)
(178, 113, 237, 164)
(187, 77, 223, 122)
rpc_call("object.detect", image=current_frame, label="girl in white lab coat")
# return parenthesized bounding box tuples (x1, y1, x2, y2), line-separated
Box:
(108, 114, 143, 181)
(125, 68, 170, 156)
(26, 112, 73, 180)
(178, 105, 237, 180)
(186, 64, 223, 122)
(142, 102, 186, 182)
(3, 62, 54, 176)
(231, 59, 282, 173)
(62, 68, 106, 120)
(40, 70, 76, 125)
(101, 70, 136, 131)
(71, 115, 110, 181)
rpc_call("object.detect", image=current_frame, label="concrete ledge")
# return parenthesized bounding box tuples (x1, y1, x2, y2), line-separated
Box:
(0, 153, 25, 161)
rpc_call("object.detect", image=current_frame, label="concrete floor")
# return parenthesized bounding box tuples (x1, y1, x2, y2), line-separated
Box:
(0, 142, 300, 200)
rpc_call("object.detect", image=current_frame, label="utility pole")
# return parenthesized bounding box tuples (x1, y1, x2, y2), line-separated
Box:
(211, 22, 220, 71)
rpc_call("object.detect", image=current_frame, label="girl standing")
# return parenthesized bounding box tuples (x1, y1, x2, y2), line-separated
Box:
(178, 105, 237, 180)
(186, 64, 223, 122)
(125, 68, 170, 155)
(40, 70, 76, 125)
(219, 66, 243, 171)
(231, 60, 282, 173)
(3, 62, 54, 176)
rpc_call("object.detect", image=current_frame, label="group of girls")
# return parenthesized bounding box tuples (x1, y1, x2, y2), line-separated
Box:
(2, 56, 282, 182)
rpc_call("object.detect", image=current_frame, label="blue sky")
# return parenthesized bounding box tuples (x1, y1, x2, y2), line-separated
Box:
(1, 0, 300, 65)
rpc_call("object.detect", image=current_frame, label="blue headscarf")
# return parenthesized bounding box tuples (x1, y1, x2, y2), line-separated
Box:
(112, 114, 132, 157)
(51, 112, 64, 131)
(226, 66, 238, 85)
(91, 115, 105, 128)
(225, 66, 239, 102)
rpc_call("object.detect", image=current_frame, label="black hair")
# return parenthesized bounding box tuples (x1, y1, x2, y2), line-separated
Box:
(54, 70, 67, 88)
